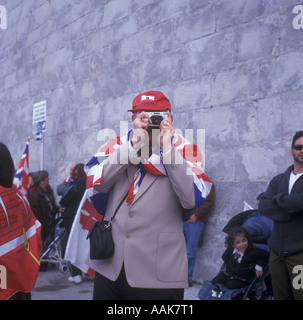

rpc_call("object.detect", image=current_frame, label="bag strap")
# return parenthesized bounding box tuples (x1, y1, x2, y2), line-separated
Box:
(110, 191, 128, 222)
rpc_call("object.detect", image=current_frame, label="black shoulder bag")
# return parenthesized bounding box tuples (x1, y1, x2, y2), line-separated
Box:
(86, 192, 128, 260)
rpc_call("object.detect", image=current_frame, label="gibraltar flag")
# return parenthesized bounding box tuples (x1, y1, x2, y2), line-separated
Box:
(0, 186, 42, 300)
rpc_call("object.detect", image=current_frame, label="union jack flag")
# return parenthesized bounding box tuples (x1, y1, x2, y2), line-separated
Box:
(13, 137, 30, 198)
(86, 130, 213, 218)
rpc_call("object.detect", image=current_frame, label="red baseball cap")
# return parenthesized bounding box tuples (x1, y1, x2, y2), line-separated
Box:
(128, 91, 171, 112)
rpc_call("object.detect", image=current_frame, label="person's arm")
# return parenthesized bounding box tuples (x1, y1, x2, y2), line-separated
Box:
(221, 247, 231, 264)
(93, 113, 149, 193)
(258, 175, 289, 222)
(56, 182, 70, 195)
(187, 184, 215, 223)
(59, 181, 78, 207)
(254, 248, 269, 278)
(29, 192, 47, 225)
(93, 142, 134, 193)
(272, 192, 303, 214)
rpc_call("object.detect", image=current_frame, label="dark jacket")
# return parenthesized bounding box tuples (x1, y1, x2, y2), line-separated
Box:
(222, 246, 269, 281)
(29, 185, 58, 241)
(59, 178, 86, 219)
(259, 165, 303, 257)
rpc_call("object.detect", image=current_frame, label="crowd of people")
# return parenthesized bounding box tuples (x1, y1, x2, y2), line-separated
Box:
(26, 164, 87, 283)
(1, 90, 303, 300)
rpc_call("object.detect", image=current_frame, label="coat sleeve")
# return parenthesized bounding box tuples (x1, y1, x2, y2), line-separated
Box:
(29, 191, 48, 226)
(59, 182, 78, 207)
(93, 142, 134, 193)
(190, 184, 215, 222)
(221, 247, 231, 264)
(272, 192, 303, 214)
(258, 176, 289, 222)
(56, 182, 70, 196)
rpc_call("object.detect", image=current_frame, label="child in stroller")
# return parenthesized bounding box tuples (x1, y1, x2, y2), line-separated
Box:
(199, 208, 273, 300)
(212, 227, 268, 290)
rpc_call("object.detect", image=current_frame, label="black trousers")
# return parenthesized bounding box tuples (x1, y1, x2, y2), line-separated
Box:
(93, 265, 184, 300)
(8, 292, 31, 300)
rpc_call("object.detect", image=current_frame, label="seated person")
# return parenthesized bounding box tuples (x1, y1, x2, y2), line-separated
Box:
(212, 227, 269, 290)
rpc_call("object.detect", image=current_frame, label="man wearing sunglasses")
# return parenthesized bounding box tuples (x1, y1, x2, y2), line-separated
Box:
(259, 131, 303, 300)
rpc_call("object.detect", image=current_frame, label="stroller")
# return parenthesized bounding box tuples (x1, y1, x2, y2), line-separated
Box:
(198, 209, 273, 300)
(40, 218, 70, 273)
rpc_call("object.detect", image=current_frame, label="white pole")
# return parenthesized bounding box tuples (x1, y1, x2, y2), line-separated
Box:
(40, 133, 44, 170)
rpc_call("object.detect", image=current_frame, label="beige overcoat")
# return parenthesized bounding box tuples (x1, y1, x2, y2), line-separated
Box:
(86, 142, 196, 289)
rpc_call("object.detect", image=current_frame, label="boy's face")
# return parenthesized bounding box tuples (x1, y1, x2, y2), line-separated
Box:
(233, 234, 248, 252)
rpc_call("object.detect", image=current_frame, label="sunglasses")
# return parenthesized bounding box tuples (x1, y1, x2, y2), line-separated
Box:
(293, 145, 303, 151)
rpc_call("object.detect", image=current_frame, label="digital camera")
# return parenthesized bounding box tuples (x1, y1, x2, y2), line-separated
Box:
(146, 111, 169, 127)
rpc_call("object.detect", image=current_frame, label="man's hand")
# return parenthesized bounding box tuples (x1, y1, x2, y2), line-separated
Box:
(131, 111, 151, 147)
(159, 114, 174, 153)
(187, 213, 198, 224)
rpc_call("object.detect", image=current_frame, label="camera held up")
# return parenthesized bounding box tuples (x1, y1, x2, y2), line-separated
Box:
(146, 111, 169, 127)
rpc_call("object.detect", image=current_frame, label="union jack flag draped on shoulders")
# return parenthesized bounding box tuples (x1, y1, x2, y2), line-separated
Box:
(85, 130, 213, 219)
(13, 137, 30, 198)
(65, 130, 213, 274)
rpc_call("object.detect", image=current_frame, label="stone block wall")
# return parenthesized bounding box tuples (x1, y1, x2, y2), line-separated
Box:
(0, 0, 302, 281)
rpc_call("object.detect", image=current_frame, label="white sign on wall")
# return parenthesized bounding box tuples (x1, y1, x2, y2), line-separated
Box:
(32, 100, 46, 134)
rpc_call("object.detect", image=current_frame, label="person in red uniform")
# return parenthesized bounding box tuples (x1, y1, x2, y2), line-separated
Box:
(0, 142, 42, 300)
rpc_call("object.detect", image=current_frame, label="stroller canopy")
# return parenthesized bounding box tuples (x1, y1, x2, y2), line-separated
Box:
(222, 210, 273, 245)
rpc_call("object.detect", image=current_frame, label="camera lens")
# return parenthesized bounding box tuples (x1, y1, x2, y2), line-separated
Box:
(151, 115, 163, 125)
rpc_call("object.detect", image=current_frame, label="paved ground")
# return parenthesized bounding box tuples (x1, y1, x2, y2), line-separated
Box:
(31, 269, 201, 300)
